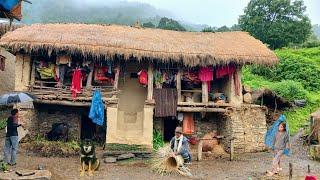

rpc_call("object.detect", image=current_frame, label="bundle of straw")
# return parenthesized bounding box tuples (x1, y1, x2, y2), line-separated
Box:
(151, 145, 192, 177)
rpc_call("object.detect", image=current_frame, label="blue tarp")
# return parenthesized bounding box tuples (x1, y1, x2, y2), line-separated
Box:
(264, 115, 291, 156)
(0, 0, 20, 11)
(89, 90, 105, 126)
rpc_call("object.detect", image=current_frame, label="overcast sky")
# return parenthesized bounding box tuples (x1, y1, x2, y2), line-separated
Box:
(122, 0, 320, 26)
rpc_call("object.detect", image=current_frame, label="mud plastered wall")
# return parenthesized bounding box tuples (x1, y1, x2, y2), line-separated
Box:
(0, 48, 15, 94)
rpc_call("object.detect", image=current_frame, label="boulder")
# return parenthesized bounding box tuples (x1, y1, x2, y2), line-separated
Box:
(117, 153, 135, 160)
(243, 93, 252, 104)
(243, 86, 252, 93)
(104, 157, 117, 163)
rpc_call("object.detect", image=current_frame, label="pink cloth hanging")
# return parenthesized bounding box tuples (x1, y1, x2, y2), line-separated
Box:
(216, 64, 236, 79)
(199, 66, 213, 92)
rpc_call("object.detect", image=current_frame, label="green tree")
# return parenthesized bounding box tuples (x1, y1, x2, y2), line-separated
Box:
(239, 0, 312, 49)
(157, 17, 186, 31)
(202, 26, 216, 32)
(142, 22, 155, 28)
(216, 25, 230, 32)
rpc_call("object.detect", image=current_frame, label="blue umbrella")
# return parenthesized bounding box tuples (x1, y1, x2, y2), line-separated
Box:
(0, 92, 35, 105)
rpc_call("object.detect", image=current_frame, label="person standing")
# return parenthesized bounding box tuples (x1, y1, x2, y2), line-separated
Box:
(3, 109, 21, 166)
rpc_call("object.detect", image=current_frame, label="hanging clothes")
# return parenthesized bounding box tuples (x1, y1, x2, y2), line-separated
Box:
(56, 55, 71, 65)
(89, 90, 105, 126)
(37, 64, 56, 79)
(138, 69, 148, 86)
(154, 70, 162, 88)
(154, 88, 177, 117)
(183, 113, 195, 135)
(215, 64, 236, 79)
(265, 115, 290, 156)
(71, 68, 82, 99)
(199, 66, 213, 92)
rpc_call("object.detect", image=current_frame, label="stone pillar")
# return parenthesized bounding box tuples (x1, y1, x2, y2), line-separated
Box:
(143, 105, 154, 148)
(106, 107, 118, 144)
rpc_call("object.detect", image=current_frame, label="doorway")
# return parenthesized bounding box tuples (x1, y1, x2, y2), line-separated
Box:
(163, 117, 179, 141)
(80, 115, 106, 144)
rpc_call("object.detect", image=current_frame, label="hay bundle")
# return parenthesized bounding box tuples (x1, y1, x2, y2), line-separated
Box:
(151, 145, 192, 177)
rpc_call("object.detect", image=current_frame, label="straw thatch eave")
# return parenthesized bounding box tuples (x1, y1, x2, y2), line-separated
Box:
(0, 23, 278, 67)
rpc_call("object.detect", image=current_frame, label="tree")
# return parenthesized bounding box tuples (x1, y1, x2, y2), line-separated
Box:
(157, 17, 186, 31)
(142, 22, 155, 28)
(239, 0, 312, 49)
(202, 26, 216, 32)
(216, 25, 230, 32)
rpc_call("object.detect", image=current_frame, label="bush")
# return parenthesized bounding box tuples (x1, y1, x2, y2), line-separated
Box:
(0, 119, 6, 130)
(153, 129, 164, 151)
(270, 80, 307, 101)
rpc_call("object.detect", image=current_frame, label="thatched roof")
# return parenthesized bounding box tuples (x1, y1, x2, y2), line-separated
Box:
(311, 109, 320, 119)
(0, 23, 278, 66)
(0, 23, 23, 37)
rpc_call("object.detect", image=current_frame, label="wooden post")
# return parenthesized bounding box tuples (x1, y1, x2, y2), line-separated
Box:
(30, 60, 36, 85)
(147, 63, 153, 101)
(202, 82, 208, 103)
(197, 140, 203, 161)
(86, 64, 94, 88)
(289, 162, 293, 180)
(176, 69, 182, 102)
(113, 65, 120, 90)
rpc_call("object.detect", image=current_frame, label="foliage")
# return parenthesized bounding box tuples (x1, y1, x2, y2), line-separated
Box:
(142, 22, 155, 28)
(202, 26, 216, 32)
(269, 80, 307, 101)
(249, 47, 320, 91)
(153, 129, 164, 150)
(157, 17, 186, 31)
(0, 119, 6, 130)
(216, 25, 230, 32)
(1, 162, 8, 172)
(239, 0, 312, 49)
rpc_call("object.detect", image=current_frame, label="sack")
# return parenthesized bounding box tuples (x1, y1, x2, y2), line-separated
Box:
(138, 70, 148, 85)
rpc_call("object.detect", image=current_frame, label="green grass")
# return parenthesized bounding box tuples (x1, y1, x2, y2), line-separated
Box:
(0, 119, 6, 130)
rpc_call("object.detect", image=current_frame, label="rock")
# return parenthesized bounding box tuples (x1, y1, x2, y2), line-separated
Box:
(0, 170, 51, 180)
(309, 145, 320, 161)
(243, 93, 252, 103)
(104, 157, 117, 163)
(117, 153, 135, 160)
(243, 86, 252, 93)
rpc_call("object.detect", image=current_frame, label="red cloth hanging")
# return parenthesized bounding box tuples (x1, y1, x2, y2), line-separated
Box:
(138, 70, 148, 85)
(199, 66, 213, 92)
(183, 113, 195, 135)
(71, 69, 82, 99)
(215, 64, 236, 79)
(305, 176, 317, 180)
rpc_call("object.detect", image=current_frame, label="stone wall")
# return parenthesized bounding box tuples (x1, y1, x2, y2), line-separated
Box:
(226, 106, 267, 153)
(21, 104, 88, 141)
(0, 48, 15, 94)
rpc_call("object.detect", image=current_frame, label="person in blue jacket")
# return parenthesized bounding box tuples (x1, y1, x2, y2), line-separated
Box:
(170, 127, 192, 164)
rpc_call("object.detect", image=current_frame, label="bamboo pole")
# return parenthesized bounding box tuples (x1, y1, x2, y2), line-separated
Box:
(147, 63, 154, 101)
(176, 69, 182, 102)
(202, 82, 208, 103)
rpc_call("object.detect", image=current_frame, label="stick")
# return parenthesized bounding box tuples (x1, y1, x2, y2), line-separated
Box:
(289, 162, 293, 180)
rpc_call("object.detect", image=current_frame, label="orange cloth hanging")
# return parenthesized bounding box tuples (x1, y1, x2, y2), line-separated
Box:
(183, 113, 195, 135)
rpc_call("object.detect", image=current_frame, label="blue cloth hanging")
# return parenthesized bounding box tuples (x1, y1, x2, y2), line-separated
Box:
(0, 0, 20, 11)
(264, 115, 290, 156)
(89, 90, 105, 126)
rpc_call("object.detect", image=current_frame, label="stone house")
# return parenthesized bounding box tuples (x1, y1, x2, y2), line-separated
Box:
(0, 23, 278, 154)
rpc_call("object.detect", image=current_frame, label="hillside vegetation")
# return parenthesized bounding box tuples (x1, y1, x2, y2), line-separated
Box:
(243, 47, 320, 134)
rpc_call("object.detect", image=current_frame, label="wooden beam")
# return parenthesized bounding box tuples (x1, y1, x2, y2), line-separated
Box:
(147, 63, 154, 101)
(30, 60, 35, 85)
(202, 82, 208, 103)
(176, 69, 182, 102)
(86, 64, 94, 88)
(177, 107, 228, 113)
(34, 100, 91, 106)
(197, 140, 203, 161)
(113, 64, 120, 90)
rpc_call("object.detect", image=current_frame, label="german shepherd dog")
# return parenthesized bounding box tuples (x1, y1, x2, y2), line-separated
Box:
(80, 139, 100, 176)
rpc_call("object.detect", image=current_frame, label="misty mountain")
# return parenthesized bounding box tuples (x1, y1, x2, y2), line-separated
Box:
(21, 0, 208, 31)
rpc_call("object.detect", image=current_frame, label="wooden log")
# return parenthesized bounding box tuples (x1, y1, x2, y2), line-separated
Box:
(30, 61, 36, 85)
(177, 107, 228, 113)
(197, 140, 203, 161)
(34, 100, 91, 106)
(113, 65, 120, 90)
(289, 162, 293, 180)
(230, 138, 234, 161)
(202, 82, 208, 103)
(147, 63, 153, 101)
(176, 70, 182, 102)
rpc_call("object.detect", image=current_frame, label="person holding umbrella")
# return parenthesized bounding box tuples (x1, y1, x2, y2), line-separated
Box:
(3, 108, 22, 166)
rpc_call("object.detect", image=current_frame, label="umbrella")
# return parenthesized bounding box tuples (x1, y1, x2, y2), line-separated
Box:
(0, 92, 35, 105)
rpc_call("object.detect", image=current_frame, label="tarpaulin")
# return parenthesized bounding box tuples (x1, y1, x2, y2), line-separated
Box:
(0, 0, 20, 11)
(264, 115, 291, 156)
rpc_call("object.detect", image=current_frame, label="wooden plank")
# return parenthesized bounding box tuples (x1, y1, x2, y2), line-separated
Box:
(202, 82, 208, 103)
(177, 107, 228, 113)
(34, 99, 91, 106)
(181, 90, 202, 93)
(230, 138, 234, 161)
(86, 64, 93, 88)
(178, 102, 234, 107)
(30, 61, 36, 85)
(147, 63, 154, 101)
(176, 70, 182, 102)
(197, 140, 203, 161)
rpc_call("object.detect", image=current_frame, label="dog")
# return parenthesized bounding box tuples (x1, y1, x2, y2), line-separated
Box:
(80, 139, 100, 176)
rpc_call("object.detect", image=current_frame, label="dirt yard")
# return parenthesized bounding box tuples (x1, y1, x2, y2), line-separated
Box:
(0, 138, 319, 180)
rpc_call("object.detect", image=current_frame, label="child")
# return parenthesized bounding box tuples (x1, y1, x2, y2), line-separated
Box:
(267, 122, 290, 176)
